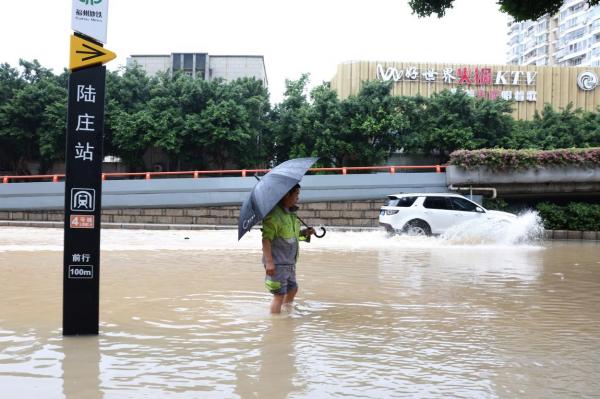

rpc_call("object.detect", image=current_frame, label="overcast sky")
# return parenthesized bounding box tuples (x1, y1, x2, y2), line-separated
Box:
(0, 0, 509, 104)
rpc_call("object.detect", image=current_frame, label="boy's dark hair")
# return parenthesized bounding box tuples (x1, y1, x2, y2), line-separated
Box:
(285, 184, 301, 197)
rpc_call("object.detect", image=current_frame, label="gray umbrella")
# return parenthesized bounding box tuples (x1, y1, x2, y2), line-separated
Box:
(238, 157, 320, 240)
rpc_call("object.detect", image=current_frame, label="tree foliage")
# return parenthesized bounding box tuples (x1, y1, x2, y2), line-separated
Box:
(2, 59, 600, 175)
(409, 0, 600, 21)
(0, 60, 67, 173)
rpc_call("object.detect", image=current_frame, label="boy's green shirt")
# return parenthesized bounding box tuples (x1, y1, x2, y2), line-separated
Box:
(262, 206, 308, 264)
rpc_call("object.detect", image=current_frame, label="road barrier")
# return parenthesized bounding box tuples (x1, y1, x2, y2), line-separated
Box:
(1, 165, 446, 184)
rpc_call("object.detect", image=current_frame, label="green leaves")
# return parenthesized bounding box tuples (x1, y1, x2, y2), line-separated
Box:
(2, 58, 600, 175)
(537, 202, 600, 230)
(409, 0, 600, 22)
(449, 148, 600, 170)
(106, 69, 271, 171)
(0, 60, 66, 173)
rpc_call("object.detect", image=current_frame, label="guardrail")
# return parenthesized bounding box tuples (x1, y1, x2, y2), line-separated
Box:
(1, 165, 445, 184)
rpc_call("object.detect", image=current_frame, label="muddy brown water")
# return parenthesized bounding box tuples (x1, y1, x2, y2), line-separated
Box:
(0, 227, 599, 398)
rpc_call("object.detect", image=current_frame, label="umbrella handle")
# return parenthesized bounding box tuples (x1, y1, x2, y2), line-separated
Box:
(314, 227, 326, 238)
(296, 215, 326, 239)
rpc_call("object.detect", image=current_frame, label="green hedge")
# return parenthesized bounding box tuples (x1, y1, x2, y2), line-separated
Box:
(536, 202, 600, 231)
(449, 148, 600, 170)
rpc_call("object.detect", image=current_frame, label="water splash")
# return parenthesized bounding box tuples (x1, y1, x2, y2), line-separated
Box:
(440, 210, 544, 246)
(0, 214, 545, 253)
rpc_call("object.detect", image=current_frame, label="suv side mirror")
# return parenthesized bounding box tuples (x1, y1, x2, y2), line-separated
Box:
(476, 207, 485, 213)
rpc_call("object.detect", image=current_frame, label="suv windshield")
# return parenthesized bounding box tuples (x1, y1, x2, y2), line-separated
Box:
(386, 196, 417, 207)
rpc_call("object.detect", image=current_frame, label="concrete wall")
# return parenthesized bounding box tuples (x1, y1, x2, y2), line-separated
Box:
(127, 56, 171, 76)
(446, 165, 600, 198)
(0, 200, 383, 228)
(209, 56, 268, 86)
(446, 165, 600, 184)
(0, 173, 448, 211)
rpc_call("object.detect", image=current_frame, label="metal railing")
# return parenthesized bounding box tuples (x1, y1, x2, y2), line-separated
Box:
(1, 164, 445, 183)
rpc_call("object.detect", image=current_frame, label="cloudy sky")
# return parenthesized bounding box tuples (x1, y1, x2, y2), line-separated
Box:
(0, 0, 509, 103)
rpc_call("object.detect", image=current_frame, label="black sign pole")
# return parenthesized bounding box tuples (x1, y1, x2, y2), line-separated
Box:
(63, 65, 106, 335)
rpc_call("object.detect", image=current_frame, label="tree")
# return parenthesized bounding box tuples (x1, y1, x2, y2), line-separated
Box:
(214, 77, 272, 168)
(0, 60, 67, 173)
(408, 0, 600, 21)
(307, 83, 346, 167)
(337, 80, 405, 166)
(416, 89, 514, 160)
(105, 65, 153, 158)
(270, 74, 311, 165)
(394, 95, 429, 154)
(191, 98, 251, 169)
(470, 94, 514, 148)
(503, 103, 600, 149)
(0, 63, 25, 171)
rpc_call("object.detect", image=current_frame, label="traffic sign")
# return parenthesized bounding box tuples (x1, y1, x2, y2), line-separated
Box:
(69, 34, 116, 71)
(71, 0, 109, 44)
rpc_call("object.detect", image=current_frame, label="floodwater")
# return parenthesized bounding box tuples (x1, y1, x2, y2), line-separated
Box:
(0, 219, 599, 398)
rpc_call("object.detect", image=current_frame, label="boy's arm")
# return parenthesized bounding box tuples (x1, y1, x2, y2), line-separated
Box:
(262, 215, 277, 275)
(262, 238, 275, 276)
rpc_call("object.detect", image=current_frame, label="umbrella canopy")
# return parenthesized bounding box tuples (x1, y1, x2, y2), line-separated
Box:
(238, 157, 318, 240)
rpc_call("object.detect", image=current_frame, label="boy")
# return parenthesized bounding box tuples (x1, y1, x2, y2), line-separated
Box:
(261, 184, 314, 313)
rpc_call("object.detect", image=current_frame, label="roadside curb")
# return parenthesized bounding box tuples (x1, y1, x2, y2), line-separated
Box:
(0, 220, 380, 233)
(0, 220, 597, 240)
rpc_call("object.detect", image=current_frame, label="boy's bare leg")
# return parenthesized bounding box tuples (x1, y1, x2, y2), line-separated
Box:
(283, 287, 297, 305)
(271, 294, 285, 314)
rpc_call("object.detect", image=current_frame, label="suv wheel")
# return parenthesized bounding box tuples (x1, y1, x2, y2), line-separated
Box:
(403, 220, 432, 236)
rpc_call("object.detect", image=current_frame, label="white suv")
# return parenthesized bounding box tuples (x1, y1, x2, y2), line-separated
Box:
(379, 193, 516, 236)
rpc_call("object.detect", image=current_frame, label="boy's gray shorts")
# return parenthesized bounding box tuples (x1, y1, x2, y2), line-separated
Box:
(265, 264, 297, 295)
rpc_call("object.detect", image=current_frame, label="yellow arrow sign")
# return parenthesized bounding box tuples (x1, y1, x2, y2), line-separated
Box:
(69, 35, 116, 71)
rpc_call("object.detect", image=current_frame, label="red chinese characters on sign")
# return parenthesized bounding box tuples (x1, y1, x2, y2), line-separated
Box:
(457, 67, 471, 85)
(475, 90, 500, 100)
(456, 67, 492, 85)
(474, 68, 492, 85)
(70, 215, 94, 229)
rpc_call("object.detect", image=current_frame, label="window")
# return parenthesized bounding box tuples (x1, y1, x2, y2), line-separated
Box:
(537, 21, 547, 33)
(571, 2, 586, 13)
(450, 197, 479, 212)
(183, 54, 193, 69)
(423, 197, 451, 210)
(172, 54, 181, 70)
(387, 196, 417, 207)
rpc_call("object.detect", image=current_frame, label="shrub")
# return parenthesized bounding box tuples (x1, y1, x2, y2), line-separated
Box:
(536, 202, 600, 231)
(449, 148, 600, 170)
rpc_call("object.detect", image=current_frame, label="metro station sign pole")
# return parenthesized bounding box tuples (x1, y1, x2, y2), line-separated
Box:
(63, 0, 115, 336)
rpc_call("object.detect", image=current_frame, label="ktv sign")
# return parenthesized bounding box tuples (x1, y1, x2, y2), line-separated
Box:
(376, 64, 538, 86)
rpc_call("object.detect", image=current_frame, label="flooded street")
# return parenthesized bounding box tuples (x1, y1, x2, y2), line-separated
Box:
(1, 227, 599, 398)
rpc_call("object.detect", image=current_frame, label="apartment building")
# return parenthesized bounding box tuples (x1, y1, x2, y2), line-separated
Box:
(507, 0, 600, 67)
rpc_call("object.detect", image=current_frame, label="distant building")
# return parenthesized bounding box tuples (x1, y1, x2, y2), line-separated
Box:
(330, 60, 600, 120)
(507, 0, 600, 67)
(126, 53, 268, 86)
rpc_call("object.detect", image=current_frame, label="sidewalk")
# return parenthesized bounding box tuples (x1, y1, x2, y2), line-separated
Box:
(0, 220, 380, 232)
(1, 220, 597, 240)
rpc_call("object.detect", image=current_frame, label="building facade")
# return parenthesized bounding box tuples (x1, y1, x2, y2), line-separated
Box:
(507, 0, 600, 67)
(126, 53, 268, 86)
(330, 60, 600, 119)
